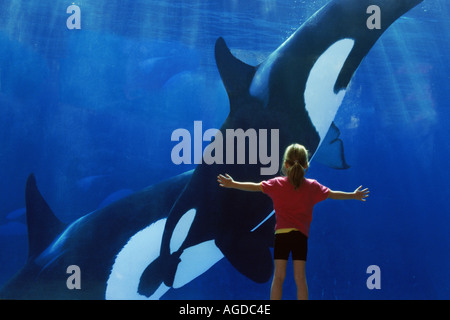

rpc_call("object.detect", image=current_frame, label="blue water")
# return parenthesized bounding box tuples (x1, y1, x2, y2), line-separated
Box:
(0, 0, 449, 299)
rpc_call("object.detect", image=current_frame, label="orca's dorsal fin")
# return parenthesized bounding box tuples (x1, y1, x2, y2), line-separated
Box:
(215, 37, 257, 104)
(25, 174, 65, 259)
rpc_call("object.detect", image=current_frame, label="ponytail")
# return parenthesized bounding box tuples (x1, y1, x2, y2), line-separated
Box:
(281, 144, 309, 190)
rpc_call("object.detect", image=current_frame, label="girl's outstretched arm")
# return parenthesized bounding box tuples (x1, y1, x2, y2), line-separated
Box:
(217, 174, 263, 192)
(328, 186, 370, 201)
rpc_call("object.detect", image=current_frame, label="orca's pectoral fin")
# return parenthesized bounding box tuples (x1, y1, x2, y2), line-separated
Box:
(313, 122, 350, 170)
(216, 231, 273, 284)
(138, 254, 181, 297)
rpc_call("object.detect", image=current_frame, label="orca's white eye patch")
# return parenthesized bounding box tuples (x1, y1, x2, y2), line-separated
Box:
(170, 208, 197, 254)
(106, 218, 168, 300)
(173, 240, 224, 289)
(304, 39, 355, 142)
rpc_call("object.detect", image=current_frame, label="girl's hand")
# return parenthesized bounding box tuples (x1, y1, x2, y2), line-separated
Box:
(217, 174, 234, 188)
(217, 175, 263, 192)
(354, 186, 370, 201)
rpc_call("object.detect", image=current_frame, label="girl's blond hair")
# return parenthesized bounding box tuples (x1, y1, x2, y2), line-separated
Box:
(281, 144, 309, 189)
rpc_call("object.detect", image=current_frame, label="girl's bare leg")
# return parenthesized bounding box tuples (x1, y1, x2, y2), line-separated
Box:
(270, 259, 287, 300)
(293, 260, 308, 300)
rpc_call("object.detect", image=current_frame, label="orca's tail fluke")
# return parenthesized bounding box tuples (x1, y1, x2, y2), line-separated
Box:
(138, 253, 181, 297)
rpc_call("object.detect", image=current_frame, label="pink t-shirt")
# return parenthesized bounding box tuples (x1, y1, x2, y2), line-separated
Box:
(261, 176, 330, 236)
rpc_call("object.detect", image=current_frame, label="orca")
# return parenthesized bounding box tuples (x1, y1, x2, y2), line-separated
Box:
(0, 171, 194, 299)
(138, 0, 423, 297)
(0, 0, 422, 299)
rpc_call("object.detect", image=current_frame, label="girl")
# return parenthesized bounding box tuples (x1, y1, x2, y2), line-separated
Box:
(217, 143, 369, 300)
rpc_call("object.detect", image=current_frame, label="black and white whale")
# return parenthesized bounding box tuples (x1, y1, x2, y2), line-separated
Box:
(0, 0, 422, 299)
(138, 0, 423, 297)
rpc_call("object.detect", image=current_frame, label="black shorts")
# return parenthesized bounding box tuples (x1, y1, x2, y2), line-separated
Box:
(273, 230, 308, 261)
